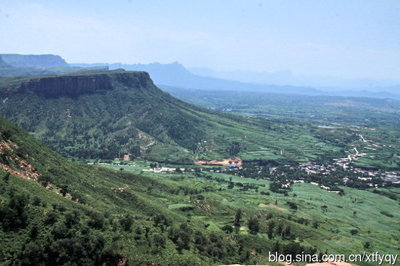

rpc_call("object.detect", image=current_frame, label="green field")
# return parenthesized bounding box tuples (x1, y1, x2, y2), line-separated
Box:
(101, 161, 400, 257)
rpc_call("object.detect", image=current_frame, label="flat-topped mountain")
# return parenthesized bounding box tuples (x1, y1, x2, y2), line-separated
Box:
(10, 70, 151, 98)
(0, 54, 68, 68)
(0, 54, 78, 77)
(0, 70, 340, 163)
(0, 56, 10, 69)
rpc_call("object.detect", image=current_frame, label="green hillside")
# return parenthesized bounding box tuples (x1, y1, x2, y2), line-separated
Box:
(0, 115, 326, 265)
(1, 115, 399, 265)
(0, 70, 345, 163)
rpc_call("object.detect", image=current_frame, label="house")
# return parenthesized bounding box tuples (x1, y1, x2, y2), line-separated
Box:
(195, 157, 243, 167)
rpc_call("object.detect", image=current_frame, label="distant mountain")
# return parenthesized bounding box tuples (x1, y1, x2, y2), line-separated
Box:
(189, 67, 400, 90)
(73, 62, 400, 99)
(0, 56, 11, 69)
(72, 62, 320, 95)
(0, 54, 68, 68)
(321, 88, 400, 100)
(0, 54, 83, 77)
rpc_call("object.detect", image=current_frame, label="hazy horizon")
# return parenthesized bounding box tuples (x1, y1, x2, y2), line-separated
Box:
(1, 0, 399, 81)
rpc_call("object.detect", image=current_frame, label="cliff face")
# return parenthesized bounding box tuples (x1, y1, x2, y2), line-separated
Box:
(16, 71, 154, 98)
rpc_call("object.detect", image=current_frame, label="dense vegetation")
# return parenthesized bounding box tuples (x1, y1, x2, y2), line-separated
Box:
(1, 116, 333, 265)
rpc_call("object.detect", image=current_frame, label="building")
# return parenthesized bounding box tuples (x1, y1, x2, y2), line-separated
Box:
(195, 157, 243, 167)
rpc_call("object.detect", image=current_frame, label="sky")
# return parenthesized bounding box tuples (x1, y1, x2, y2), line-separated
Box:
(0, 0, 399, 80)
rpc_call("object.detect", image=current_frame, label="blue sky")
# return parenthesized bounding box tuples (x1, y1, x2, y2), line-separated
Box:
(1, 0, 399, 79)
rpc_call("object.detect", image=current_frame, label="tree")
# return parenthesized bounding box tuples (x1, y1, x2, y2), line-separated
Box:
(350, 229, 358, 235)
(267, 220, 275, 239)
(312, 221, 319, 229)
(248, 216, 259, 235)
(38, 175, 51, 187)
(152, 233, 166, 248)
(281, 224, 291, 239)
(119, 214, 133, 231)
(287, 201, 298, 210)
(234, 209, 242, 227)
(227, 141, 241, 156)
(60, 185, 68, 197)
(3, 172, 10, 183)
(221, 225, 233, 233)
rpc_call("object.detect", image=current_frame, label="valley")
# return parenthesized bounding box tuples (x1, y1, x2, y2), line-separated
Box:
(98, 158, 400, 258)
(1, 0, 400, 264)
(0, 69, 399, 265)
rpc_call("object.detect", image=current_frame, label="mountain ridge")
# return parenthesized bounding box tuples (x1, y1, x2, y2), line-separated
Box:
(0, 70, 341, 163)
(71, 62, 320, 95)
(6, 70, 152, 98)
(73, 61, 400, 99)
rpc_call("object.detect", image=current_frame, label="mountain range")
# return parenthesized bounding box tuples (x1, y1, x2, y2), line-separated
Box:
(189, 67, 400, 90)
(73, 62, 400, 99)
(72, 62, 321, 95)
(1, 53, 398, 99)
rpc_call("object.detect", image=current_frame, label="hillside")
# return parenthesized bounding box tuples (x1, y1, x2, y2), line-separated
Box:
(0, 70, 343, 163)
(0, 115, 329, 265)
(1, 115, 399, 265)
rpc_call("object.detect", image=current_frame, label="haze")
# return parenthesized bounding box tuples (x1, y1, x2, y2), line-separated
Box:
(1, 0, 399, 81)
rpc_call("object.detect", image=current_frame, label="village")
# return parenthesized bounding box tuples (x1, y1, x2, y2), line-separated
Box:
(87, 145, 400, 194)
(85, 130, 400, 192)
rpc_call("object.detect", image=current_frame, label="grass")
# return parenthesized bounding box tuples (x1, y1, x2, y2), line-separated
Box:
(100, 161, 400, 257)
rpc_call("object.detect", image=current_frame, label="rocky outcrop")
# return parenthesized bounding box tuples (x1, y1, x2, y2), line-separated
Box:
(16, 71, 154, 98)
